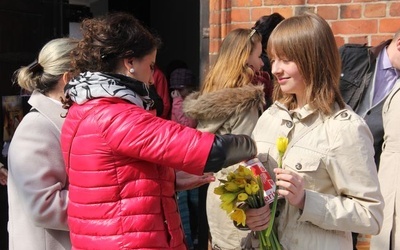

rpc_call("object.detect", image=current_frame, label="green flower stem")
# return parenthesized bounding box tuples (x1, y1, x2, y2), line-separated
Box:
(266, 191, 278, 237)
(263, 153, 284, 250)
(266, 153, 283, 237)
(272, 230, 282, 250)
(259, 230, 267, 249)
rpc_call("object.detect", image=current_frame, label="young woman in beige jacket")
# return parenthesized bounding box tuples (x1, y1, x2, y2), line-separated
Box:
(248, 13, 384, 249)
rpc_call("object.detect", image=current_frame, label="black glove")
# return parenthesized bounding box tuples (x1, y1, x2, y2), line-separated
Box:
(204, 134, 257, 172)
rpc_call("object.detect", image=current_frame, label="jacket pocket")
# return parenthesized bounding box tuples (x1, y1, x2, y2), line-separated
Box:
(283, 147, 324, 173)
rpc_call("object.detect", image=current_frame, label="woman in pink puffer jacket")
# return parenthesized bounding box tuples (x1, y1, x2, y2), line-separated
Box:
(61, 12, 257, 250)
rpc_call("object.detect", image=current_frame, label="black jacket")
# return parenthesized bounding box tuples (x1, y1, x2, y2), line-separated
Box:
(339, 40, 392, 167)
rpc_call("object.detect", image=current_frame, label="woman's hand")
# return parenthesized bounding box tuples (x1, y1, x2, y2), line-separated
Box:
(175, 170, 215, 191)
(245, 204, 271, 231)
(274, 168, 305, 209)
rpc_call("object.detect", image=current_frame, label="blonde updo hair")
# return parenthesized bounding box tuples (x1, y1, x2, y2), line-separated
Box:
(13, 38, 78, 93)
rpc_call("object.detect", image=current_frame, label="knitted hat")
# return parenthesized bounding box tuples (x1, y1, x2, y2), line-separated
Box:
(169, 68, 195, 89)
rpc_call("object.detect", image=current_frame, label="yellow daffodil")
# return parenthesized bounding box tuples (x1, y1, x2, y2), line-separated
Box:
(236, 165, 254, 178)
(224, 181, 240, 192)
(214, 185, 226, 195)
(237, 192, 249, 201)
(276, 136, 289, 156)
(245, 183, 252, 195)
(250, 181, 260, 194)
(214, 160, 284, 249)
(230, 208, 246, 227)
(234, 178, 247, 188)
(227, 172, 236, 181)
(220, 192, 237, 204)
(220, 200, 235, 214)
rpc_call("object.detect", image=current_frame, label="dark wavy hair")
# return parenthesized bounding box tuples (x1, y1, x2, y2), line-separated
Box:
(71, 12, 162, 74)
(253, 13, 285, 52)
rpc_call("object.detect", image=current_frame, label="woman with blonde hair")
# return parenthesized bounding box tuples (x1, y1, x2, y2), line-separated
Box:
(184, 28, 269, 250)
(8, 37, 78, 250)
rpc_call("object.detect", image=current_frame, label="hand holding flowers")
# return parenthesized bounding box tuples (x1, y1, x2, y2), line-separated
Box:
(213, 159, 277, 247)
(245, 205, 271, 231)
(213, 136, 289, 250)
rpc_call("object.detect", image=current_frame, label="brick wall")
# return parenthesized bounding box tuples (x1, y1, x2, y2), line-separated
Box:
(208, 0, 397, 248)
(209, 0, 400, 61)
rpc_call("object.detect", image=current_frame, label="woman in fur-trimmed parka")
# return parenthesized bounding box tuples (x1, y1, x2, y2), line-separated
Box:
(183, 28, 268, 250)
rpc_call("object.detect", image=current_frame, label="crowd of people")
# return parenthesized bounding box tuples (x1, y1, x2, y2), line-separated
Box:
(1, 9, 399, 250)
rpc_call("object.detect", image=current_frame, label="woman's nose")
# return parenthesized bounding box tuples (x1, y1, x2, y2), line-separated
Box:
(148, 74, 155, 85)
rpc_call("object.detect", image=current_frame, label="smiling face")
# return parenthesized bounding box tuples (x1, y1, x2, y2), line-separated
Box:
(266, 13, 344, 113)
(270, 53, 306, 107)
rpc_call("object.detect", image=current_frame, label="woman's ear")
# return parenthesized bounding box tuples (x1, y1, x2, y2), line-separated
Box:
(396, 36, 400, 51)
(123, 57, 137, 75)
(62, 72, 71, 86)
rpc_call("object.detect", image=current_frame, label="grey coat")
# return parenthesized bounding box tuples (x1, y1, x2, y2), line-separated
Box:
(7, 91, 71, 250)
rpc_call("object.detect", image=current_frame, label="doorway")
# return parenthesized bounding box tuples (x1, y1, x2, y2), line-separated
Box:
(109, 0, 208, 85)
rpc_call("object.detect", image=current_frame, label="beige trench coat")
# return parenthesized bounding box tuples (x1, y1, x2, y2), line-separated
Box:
(370, 79, 400, 249)
(252, 102, 383, 250)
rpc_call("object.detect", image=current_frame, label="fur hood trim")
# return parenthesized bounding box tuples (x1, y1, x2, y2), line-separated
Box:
(183, 84, 265, 120)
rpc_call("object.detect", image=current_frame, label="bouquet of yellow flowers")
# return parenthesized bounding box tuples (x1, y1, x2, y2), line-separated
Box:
(214, 136, 288, 250)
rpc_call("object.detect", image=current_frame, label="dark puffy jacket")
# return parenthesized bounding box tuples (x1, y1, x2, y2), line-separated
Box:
(339, 40, 391, 166)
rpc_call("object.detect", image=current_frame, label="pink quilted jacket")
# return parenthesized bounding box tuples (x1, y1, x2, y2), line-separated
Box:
(61, 97, 214, 249)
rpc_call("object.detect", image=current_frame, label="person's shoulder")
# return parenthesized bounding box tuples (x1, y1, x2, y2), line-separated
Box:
(329, 106, 369, 135)
(331, 105, 361, 121)
(339, 43, 369, 49)
(339, 43, 371, 57)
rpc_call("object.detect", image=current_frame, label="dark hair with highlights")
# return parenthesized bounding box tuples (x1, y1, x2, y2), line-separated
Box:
(71, 12, 162, 74)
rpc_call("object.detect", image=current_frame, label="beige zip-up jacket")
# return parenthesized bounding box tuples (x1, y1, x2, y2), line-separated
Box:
(370, 79, 400, 249)
(252, 102, 383, 250)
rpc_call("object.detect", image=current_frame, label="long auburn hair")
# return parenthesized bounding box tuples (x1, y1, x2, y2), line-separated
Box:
(200, 28, 262, 94)
(267, 12, 345, 115)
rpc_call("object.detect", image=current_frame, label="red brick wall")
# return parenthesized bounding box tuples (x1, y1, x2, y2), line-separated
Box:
(209, 0, 400, 59)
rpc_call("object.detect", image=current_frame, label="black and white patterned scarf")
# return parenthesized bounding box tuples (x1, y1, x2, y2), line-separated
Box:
(65, 71, 163, 114)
